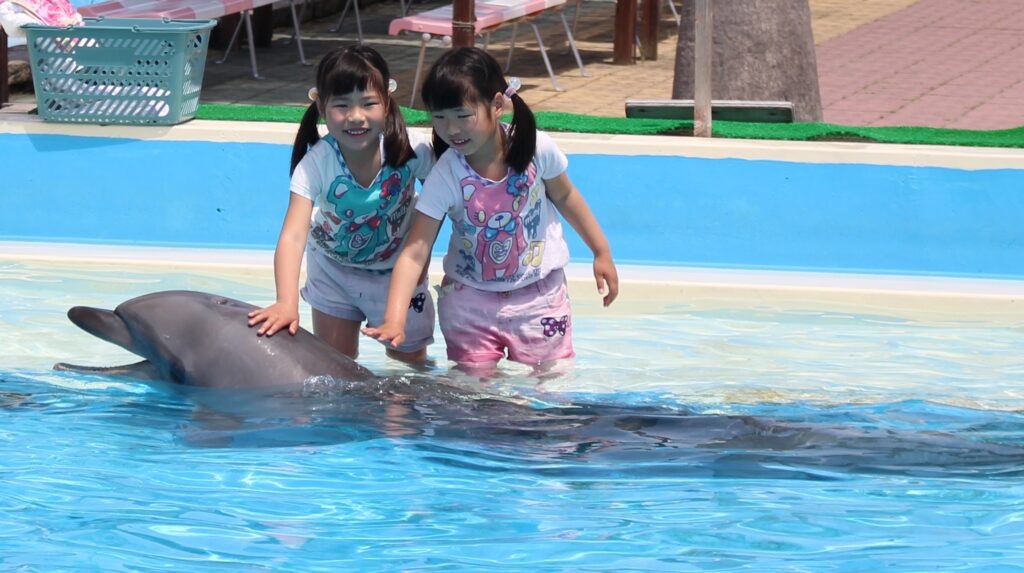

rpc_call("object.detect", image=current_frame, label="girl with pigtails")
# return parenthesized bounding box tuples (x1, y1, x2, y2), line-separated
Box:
(364, 47, 619, 374)
(249, 45, 436, 364)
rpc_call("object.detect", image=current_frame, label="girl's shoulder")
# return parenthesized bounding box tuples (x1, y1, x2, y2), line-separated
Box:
(304, 137, 336, 161)
(406, 127, 431, 148)
(402, 128, 436, 177)
(292, 136, 334, 176)
(405, 128, 433, 161)
(421, 148, 464, 188)
(431, 146, 463, 171)
(531, 129, 569, 178)
(533, 129, 561, 152)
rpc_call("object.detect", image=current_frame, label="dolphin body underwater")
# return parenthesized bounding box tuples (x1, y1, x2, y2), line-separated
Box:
(53, 290, 1024, 479)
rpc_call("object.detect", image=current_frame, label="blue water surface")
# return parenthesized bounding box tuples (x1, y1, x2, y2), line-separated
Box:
(4, 370, 1024, 572)
(2, 259, 1024, 571)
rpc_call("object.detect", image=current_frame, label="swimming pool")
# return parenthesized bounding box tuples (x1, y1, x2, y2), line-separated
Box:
(2, 250, 1024, 571)
(2, 115, 1024, 570)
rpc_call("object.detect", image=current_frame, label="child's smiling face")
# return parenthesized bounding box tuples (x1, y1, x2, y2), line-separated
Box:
(321, 87, 387, 155)
(430, 93, 504, 159)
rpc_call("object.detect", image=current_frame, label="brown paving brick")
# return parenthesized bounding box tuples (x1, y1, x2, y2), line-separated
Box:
(158, 0, 1024, 130)
(809, 0, 919, 43)
(815, 0, 1024, 128)
(11, 0, 1017, 129)
(946, 103, 1024, 130)
(831, 95, 915, 114)
(823, 110, 889, 125)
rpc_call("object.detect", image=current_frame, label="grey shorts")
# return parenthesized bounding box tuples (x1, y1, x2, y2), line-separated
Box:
(301, 248, 435, 353)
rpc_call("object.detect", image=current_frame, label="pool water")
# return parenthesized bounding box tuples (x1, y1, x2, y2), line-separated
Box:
(2, 258, 1024, 571)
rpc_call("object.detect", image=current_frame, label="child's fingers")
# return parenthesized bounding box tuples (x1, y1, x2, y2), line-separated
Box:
(362, 326, 404, 348)
(603, 287, 618, 306)
(257, 320, 274, 336)
(597, 271, 619, 306)
(606, 276, 620, 306)
(257, 316, 290, 336)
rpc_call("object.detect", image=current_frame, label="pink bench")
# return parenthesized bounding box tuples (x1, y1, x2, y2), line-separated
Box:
(79, 0, 307, 78)
(389, 0, 588, 105)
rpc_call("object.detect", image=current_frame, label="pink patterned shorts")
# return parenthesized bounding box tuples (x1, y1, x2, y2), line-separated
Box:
(437, 269, 574, 365)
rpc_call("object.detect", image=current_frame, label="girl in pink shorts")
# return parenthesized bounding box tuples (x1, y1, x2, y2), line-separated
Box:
(364, 47, 619, 371)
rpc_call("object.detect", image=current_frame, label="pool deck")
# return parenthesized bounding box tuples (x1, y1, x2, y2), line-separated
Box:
(5, 239, 1024, 326)
(4, 0, 1024, 128)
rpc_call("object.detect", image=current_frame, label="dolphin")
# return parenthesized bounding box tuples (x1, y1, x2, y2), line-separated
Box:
(52, 290, 1024, 479)
(54, 290, 378, 389)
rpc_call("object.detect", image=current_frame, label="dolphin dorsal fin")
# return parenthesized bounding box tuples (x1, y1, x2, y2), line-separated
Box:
(66, 306, 140, 354)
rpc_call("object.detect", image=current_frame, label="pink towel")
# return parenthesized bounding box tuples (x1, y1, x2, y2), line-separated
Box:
(3, 0, 82, 27)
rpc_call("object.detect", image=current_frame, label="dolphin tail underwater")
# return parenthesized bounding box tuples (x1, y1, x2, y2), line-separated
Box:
(53, 290, 377, 389)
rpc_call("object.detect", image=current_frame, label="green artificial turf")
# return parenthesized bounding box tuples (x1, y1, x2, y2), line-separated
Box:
(194, 103, 1024, 149)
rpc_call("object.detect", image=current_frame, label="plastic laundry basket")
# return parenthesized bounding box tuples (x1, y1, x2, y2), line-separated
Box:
(23, 17, 216, 125)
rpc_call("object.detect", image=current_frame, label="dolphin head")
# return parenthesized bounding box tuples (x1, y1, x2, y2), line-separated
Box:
(62, 291, 376, 388)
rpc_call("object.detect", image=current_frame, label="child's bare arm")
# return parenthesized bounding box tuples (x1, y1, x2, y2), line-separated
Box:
(545, 173, 619, 306)
(248, 194, 313, 335)
(363, 212, 443, 346)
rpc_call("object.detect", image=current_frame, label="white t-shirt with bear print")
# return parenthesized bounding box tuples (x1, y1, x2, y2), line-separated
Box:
(416, 129, 571, 292)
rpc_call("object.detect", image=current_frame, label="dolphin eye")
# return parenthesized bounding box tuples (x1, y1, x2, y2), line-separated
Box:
(216, 298, 229, 305)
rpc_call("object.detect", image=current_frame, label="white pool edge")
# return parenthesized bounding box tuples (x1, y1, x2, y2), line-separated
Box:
(4, 240, 1023, 301)
(3, 109, 1024, 170)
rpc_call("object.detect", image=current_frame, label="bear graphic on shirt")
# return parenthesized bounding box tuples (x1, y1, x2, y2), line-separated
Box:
(325, 170, 409, 264)
(461, 168, 534, 281)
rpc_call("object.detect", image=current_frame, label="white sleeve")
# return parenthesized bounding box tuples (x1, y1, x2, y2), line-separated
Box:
(408, 129, 437, 181)
(289, 142, 326, 201)
(535, 130, 569, 180)
(415, 154, 458, 221)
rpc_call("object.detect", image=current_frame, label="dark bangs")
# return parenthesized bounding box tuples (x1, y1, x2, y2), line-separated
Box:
(421, 50, 503, 111)
(421, 72, 479, 111)
(318, 49, 388, 100)
(420, 47, 536, 171)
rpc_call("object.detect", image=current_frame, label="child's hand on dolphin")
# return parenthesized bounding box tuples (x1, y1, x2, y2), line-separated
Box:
(248, 302, 300, 336)
(593, 251, 619, 307)
(362, 322, 405, 348)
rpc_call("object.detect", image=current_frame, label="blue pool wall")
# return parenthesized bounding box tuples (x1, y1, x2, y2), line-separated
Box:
(2, 128, 1024, 279)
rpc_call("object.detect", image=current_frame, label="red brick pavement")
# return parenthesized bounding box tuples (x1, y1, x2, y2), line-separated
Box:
(816, 0, 1024, 129)
(5, 0, 1023, 130)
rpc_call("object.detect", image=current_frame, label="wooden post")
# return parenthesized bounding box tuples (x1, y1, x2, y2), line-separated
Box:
(452, 0, 476, 47)
(638, 0, 660, 61)
(1, 28, 9, 107)
(613, 0, 637, 64)
(693, 0, 712, 137)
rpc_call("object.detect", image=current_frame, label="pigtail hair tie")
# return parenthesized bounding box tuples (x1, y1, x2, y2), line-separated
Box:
(504, 77, 521, 99)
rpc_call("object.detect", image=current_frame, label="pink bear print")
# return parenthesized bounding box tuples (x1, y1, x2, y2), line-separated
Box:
(462, 168, 534, 280)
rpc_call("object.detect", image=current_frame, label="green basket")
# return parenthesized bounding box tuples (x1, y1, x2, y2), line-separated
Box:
(23, 17, 217, 125)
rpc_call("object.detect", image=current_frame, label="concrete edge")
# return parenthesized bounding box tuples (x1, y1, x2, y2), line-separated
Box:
(3, 109, 1024, 169)
(4, 240, 1022, 299)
